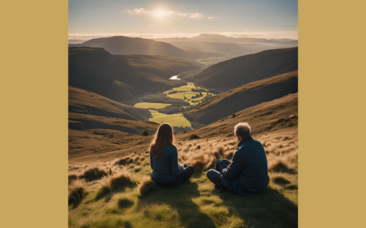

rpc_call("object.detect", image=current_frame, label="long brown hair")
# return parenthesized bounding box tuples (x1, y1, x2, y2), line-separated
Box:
(150, 123, 175, 159)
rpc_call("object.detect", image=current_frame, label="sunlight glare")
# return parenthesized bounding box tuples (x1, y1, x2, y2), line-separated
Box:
(151, 8, 171, 19)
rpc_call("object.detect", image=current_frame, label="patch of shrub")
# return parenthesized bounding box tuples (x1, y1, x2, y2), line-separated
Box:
(142, 130, 149, 136)
(273, 176, 291, 185)
(113, 156, 133, 166)
(139, 176, 156, 197)
(190, 134, 201, 140)
(69, 179, 88, 205)
(68, 174, 78, 185)
(81, 167, 111, 181)
(134, 166, 141, 172)
(97, 169, 135, 197)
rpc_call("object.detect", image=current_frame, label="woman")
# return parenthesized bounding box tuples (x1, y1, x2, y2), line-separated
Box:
(149, 123, 194, 187)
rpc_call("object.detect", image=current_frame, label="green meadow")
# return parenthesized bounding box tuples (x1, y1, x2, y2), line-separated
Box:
(134, 102, 171, 109)
(133, 82, 213, 127)
(149, 110, 191, 128)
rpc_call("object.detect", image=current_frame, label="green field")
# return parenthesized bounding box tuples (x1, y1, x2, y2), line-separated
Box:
(133, 83, 214, 126)
(134, 102, 171, 109)
(163, 82, 213, 105)
(149, 110, 191, 128)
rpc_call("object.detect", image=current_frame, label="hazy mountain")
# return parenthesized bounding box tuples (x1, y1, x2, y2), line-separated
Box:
(185, 71, 298, 125)
(194, 47, 298, 90)
(80, 36, 197, 59)
(156, 34, 298, 45)
(69, 47, 201, 102)
(69, 86, 151, 121)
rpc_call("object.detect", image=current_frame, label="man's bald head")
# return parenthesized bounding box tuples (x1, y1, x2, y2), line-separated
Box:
(234, 122, 251, 139)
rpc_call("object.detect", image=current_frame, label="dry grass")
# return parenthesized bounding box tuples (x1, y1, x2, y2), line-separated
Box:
(68, 179, 88, 205)
(81, 167, 112, 181)
(138, 176, 156, 197)
(68, 173, 78, 185)
(97, 167, 135, 197)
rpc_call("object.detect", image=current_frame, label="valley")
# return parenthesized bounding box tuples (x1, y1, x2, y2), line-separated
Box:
(68, 34, 299, 228)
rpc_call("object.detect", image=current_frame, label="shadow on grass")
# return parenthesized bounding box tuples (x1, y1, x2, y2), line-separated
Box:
(138, 181, 216, 228)
(215, 186, 298, 228)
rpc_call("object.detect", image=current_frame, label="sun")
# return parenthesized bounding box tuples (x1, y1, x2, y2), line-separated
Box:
(151, 8, 171, 19)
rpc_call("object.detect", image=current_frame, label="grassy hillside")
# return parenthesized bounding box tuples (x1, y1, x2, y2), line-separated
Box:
(185, 71, 298, 125)
(68, 93, 298, 228)
(194, 47, 298, 91)
(124, 55, 201, 80)
(82, 36, 197, 59)
(69, 47, 200, 102)
(69, 86, 151, 120)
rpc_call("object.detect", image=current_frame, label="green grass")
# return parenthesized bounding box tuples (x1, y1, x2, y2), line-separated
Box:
(69, 168, 298, 228)
(148, 110, 191, 128)
(133, 102, 171, 109)
(163, 83, 213, 105)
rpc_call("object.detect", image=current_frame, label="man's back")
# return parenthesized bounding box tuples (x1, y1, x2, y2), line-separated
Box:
(221, 135, 269, 195)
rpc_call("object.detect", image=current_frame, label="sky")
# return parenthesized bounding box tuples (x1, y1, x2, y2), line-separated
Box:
(69, 0, 298, 40)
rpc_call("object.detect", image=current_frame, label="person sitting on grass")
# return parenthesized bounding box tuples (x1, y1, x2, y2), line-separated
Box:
(207, 122, 269, 194)
(150, 123, 194, 187)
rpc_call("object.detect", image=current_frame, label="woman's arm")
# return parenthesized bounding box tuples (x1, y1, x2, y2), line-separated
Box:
(150, 153, 154, 169)
(170, 147, 184, 176)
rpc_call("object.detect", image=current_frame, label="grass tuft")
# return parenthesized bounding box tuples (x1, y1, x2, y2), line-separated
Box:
(69, 179, 88, 206)
(139, 176, 156, 197)
(81, 167, 110, 181)
(97, 168, 135, 198)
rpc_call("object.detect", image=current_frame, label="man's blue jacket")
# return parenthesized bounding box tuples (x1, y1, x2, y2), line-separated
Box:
(221, 135, 269, 195)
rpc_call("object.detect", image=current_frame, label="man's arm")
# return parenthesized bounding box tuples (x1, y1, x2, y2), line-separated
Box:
(221, 150, 244, 179)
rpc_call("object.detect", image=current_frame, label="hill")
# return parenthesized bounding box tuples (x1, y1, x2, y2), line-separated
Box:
(69, 86, 151, 120)
(194, 47, 298, 90)
(68, 93, 298, 228)
(81, 36, 197, 59)
(156, 34, 298, 46)
(69, 47, 201, 102)
(185, 71, 298, 125)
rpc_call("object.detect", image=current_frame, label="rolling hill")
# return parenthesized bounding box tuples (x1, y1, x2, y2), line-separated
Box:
(158, 34, 298, 45)
(194, 47, 298, 90)
(185, 71, 298, 125)
(69, 47, 201, 102)
(69, 86, 151, 120)
(68, 92, 298, 228)
(80, 36, 197, 59)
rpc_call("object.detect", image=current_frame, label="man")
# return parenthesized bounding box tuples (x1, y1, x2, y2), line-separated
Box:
(207, 122, 269, 195)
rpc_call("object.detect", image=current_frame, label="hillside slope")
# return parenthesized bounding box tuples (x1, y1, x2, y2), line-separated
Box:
(185, 71, 298, 125)
(181, 92, 298, 140)
(81, 36, 197, 59)
(69, 47, 200, 101)
(69, 92, 298, 228)
(69, 86, 151, 120)
(194, 47, 298, 90)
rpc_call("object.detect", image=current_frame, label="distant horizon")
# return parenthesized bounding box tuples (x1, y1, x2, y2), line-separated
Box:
(68, 31, 298, 44)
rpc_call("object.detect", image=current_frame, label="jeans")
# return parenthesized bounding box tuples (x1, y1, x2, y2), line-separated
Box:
(156, 166, 195, 187)
(206, 159, 231, 189)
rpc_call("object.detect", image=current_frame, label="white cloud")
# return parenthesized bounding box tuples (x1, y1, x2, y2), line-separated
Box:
(127, 8, 207, 19)
(190, 13, 203, 19)
(127, 8, 148, 15)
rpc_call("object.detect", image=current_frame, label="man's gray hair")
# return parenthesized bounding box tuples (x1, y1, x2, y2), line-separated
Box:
(234, 122, 251, 138)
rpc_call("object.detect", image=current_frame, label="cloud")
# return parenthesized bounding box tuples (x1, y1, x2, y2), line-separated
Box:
(127, 8, 148, 15)
(190, 13, 203, 19)
(127, 8, 207, 19)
